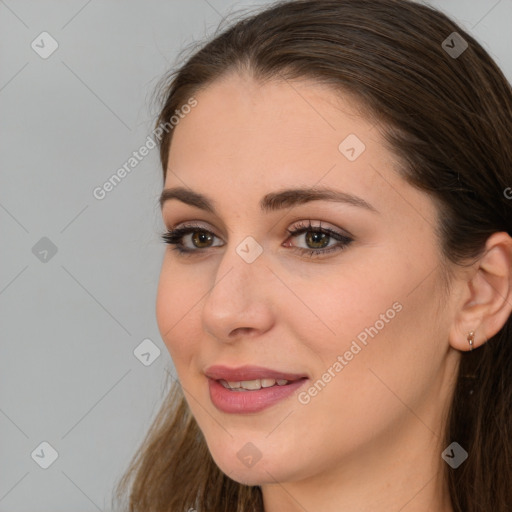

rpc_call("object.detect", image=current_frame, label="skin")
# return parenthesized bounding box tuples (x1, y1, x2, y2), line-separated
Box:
(156, 71, 512, 512)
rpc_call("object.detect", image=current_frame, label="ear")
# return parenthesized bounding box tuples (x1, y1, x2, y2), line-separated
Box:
(449, 231, 512, 352)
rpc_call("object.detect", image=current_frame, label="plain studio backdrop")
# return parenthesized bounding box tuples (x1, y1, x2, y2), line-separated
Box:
(1, 1, 511, 511)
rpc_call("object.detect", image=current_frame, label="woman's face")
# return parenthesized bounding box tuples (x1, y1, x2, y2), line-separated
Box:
(156, 73, 460, 487)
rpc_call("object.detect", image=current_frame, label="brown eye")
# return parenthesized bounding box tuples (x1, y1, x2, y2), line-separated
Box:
(161, 225, 223, 254)
(191, 230, 214, 248)
(286, 220, 354, 258)
(304, 230, 330, 249)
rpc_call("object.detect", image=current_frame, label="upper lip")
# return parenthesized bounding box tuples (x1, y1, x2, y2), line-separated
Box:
(204, 365, 308, 382)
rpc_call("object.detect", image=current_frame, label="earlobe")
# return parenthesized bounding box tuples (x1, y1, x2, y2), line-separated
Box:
(448, 231, 512, 352)
(449, 327, 483, 353)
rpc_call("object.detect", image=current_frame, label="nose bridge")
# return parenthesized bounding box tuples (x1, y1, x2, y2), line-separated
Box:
(201, 236, 273, 339)
(208, 236, 264, 309)
(211, 232, 267, 298)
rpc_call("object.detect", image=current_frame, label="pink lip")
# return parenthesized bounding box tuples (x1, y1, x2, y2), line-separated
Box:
(204, 365, 308, 414)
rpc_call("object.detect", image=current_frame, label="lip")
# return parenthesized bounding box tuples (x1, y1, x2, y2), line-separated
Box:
(204, 365, 308, 382)
(204, 365, 309, 414)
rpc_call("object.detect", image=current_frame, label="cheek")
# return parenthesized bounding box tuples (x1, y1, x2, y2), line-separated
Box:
(155, 260, 200, 364)
(287, 250, 444, 409)
(279, 258, 407, 359)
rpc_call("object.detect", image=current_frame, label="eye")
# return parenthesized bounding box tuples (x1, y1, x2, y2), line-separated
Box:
(160, 220, 354, 258)
(284, 220, 353, 257)
(161, 223, 223, 255)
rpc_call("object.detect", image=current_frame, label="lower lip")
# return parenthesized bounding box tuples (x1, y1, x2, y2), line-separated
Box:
(208, 378, 308, 414)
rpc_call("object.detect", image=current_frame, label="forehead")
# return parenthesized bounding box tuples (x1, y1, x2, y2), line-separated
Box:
(164, 72, 436, 231)
(168, 73, 381, 186)
(171, 72, 369, 154)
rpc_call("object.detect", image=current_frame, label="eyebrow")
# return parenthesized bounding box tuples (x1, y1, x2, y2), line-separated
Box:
(159, 186, 378, 214)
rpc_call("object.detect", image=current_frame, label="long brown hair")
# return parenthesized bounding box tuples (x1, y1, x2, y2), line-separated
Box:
(112, 1, 512, 510)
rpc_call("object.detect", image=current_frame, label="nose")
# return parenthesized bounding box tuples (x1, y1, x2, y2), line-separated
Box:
(201, 241, 275, 343)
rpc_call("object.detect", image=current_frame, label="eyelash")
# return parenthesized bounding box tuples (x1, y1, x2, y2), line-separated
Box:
(160, 220, 353, 258)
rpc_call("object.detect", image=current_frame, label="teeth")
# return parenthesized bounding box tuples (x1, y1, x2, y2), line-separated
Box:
(261, 378, 276, 388)
(240, 379, 262, 390)
(219, 378, 289, 391)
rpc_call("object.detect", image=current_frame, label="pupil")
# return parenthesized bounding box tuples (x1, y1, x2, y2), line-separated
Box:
(306, 231, 329, 249)
(192, 231, 213, 248)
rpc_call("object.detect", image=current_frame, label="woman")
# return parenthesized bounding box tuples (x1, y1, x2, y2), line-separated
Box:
(113, 0, 512, 510)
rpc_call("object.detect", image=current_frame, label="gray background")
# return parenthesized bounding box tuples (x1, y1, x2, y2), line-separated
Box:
(1, 1, 511, 511)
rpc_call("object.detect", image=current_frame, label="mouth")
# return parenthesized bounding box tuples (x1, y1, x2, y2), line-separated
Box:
(204, 365, 309, 413)
(217, 377, 297, 391)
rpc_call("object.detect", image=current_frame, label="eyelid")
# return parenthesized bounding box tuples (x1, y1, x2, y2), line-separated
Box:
(287, 219, 354, 239)
(166, 219, 351, 239)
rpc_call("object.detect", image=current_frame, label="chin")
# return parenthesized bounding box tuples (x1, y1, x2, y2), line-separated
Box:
(223, 468, 268, 486)
(207, 442, 299, 486)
